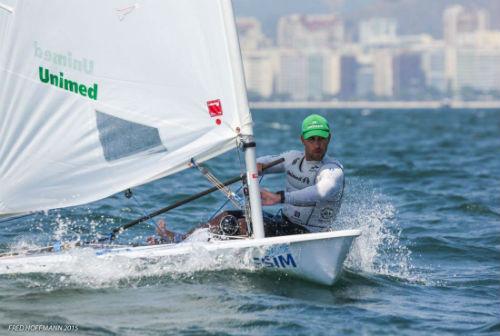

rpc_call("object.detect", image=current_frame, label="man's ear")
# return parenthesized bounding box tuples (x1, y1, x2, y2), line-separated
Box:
(300, 135, 305, 145)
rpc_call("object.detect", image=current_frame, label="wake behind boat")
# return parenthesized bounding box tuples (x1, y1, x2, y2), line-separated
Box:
(0, 196, 360, 285)
(0, 230, 360, 286)
(0, 0, 360, 286)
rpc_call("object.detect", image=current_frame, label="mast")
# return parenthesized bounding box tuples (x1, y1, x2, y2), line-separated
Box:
(242, 139, 265, 238)
(220, 0, 265, 238)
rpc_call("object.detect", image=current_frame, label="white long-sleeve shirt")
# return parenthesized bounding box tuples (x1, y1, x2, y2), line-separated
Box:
(258, 150, 344, 232)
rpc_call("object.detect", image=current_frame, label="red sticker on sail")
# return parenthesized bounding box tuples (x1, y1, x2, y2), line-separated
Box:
(207, 99, 223, 117)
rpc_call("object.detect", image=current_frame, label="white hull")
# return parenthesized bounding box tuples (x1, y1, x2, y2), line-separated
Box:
(0, 230, 360, 286)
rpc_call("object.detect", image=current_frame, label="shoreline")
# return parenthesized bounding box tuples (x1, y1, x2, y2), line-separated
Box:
(249, 101, 500, 110)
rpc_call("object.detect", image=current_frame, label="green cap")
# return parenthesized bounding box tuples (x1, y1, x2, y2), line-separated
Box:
(301, 114, 331, 139)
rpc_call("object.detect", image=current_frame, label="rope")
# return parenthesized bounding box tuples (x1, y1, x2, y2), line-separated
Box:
(130, 193, 157, 228)
(124, 189, 160, 234)
(0, 213, 34, 224)
(190, 159, 243, 209)
(208, 184, 243, 220)
(207, 175, 264, 221)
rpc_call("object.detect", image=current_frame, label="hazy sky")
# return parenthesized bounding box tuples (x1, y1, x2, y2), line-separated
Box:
(233, 0, 500, 39)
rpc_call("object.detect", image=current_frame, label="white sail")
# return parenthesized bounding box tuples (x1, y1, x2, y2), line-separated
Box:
(0, 0, 254, 215)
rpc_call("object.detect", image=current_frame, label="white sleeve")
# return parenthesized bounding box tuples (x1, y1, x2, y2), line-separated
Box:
(284, 165, 344, 206)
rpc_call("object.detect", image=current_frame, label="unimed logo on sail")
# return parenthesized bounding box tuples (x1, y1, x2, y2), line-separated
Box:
(34, 41, 94, 75)
(34, 41, 99, 100)
(38, 67, 98, 100)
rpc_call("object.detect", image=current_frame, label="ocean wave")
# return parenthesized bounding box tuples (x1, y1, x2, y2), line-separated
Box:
(438, 202, 500, 218)
(470, 321, 500, 334)
(412, 235, 500, 262)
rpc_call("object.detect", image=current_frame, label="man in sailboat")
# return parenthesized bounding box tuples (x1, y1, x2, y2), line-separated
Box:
(256, 114, 344, 236)
(149, 114, 343, 243)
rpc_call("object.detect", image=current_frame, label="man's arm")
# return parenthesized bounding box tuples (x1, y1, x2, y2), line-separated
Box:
(285, 166, 343, 206)
(260, 165, 343, 206)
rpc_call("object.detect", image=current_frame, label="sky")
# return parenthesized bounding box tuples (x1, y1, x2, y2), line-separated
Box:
(233, 0, 500, 39)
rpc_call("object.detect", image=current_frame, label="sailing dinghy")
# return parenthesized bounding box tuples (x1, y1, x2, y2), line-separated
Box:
(0, 0, 360, 285)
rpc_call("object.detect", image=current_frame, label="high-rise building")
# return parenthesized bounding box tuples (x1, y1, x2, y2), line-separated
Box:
(372, 50, 394, 97)
(323, 52, 341, 98)
(276, 50, 309, 101)
(307, 51, 341, 100)
(308, 53, 325, 101)
(422, 47, 447, 94)
(356, 65, 374, 98)
(359, 18, 398, 46)
(393, 53, 426, 99)
(443, 5, 489, 45)
(444, 29, 500, 95)
(277, 14, 344, 49)
(457, 30, 500, 47)
(444, 46, 457, 95)
(455, 48, 500, 93)
(236, 17, 271, 51)
(242, 50, 277, 100)
(339, 55, 359, 100)
(275, 50, 340, 101)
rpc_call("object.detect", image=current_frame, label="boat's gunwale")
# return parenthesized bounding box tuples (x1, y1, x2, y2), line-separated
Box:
(0, 229, 361, 260)
(101, 229, 362, 255)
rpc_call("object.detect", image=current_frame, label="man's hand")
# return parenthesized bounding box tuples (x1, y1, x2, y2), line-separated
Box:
(260, 189, 281, 205)
(146, 236, 158, 245)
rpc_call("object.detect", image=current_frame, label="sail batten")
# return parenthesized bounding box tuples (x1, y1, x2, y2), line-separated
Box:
(0, 0, 252, 215)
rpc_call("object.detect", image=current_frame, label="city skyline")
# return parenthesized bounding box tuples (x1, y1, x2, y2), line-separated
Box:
(235, 3, 500, 103)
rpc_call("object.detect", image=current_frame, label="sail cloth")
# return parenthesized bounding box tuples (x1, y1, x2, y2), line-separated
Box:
(0, 0, 253, 215)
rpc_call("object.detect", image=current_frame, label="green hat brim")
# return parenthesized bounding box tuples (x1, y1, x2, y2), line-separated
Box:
(303, 129, 330, 139)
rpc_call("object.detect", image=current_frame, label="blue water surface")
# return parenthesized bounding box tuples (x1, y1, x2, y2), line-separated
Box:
(0, 109, 499, 335)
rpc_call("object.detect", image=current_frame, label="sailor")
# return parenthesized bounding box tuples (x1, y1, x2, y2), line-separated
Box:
(148, 114, 344, 244)
(257, 114, 344, 236)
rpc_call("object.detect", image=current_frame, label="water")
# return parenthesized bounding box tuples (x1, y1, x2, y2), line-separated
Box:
(1, 109, 499, 335)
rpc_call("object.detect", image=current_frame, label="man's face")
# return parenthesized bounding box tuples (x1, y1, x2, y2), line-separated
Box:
(301, 135, 330, 161)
